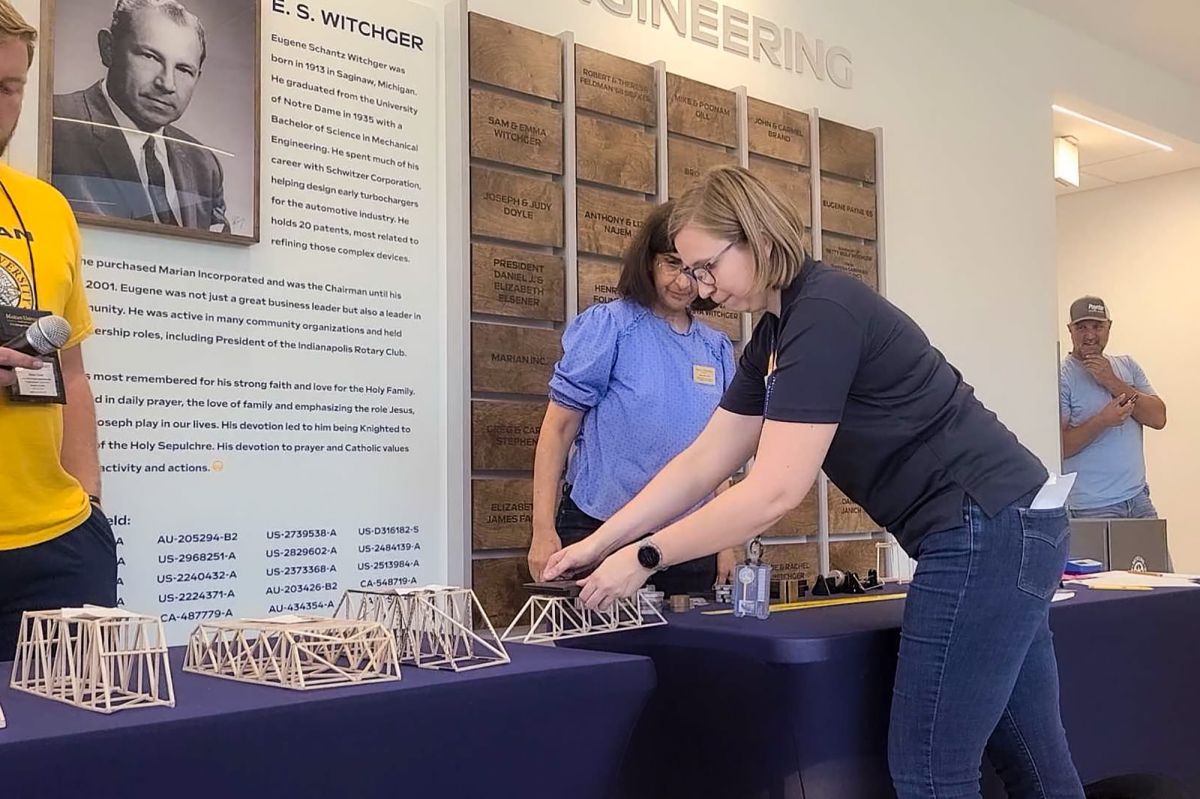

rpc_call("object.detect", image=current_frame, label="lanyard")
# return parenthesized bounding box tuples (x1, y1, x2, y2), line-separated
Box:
(0, 178, 38, 310)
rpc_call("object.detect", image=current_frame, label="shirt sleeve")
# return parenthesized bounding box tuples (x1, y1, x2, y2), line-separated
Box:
(547, 304, 621, 412)
(1059, 365, 1071, 424)
(1125, 357, 1156, 395)
(763, 298, 863, 424)
(719, 317, 771, 417)
(59, 201, 93, 349)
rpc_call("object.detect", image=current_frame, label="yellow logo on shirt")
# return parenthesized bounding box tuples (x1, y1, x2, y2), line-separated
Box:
(0, 251, 32, 309)
(693, 365, 717, 386)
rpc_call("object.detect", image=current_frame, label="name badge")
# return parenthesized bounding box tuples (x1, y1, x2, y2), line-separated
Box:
(692, 365, 716, 386)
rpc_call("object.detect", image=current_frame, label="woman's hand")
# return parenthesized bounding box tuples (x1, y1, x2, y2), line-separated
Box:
(715, 548, 739, 585)
(541, 535, 604, 582)
(578, 545, 652, 611)
(527, 526, 562, 582)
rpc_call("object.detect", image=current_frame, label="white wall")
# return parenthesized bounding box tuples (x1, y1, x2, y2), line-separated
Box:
(463, 0, 1200, 474)
(1057, 168, 1200, 571)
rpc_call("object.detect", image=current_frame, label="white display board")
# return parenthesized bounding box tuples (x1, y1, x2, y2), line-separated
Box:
(79, 0, 444, 641)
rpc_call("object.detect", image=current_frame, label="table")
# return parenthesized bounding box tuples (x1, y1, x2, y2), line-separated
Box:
(0, 643, 655, 799)
(565, 585, 1200, 798)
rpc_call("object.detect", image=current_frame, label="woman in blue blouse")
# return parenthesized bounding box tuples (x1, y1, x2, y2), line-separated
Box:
(528, 202, 738, 594)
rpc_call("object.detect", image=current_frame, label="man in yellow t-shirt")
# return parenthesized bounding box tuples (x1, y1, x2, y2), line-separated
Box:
(0, 2, 115, 660)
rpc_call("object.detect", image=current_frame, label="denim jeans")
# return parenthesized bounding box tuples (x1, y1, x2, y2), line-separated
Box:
(0, 506, 118, 661)
(889, 494, 1085, 798)
(1069, 485, 1157, 520)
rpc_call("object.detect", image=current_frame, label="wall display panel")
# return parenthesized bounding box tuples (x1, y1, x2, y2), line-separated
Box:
(695, 307, 742, 341)
(576, 115, 656, 194)
(468, 12, 562, 101)
(747, 99, 810, 166)
(829, 539, 880, 576)
(472, 556, 533, 627)
(762, 493, 819, 538)
(470, 243, 566, 322)
(821, 234, 878, 291)
(574, 45, 656, 125)
(667, 136, 735, 199)
(666, 73, 736, 147)
(471, 400, 547, 471)
(469, 88, 564, 174)
(470, 323, 562, 395)
(472, 479, 535, 551)
(471, 166, 564, 247)
(819, 118, 876, 183)
(762, 542, 819, 582)
(63, 0, 442, 641)
(828, 483, 882, 535)
(748, 156, 813, 228)
(820, 177, 877, 241)
(577, 258, 622, 313)
(577, 186, 654, 258)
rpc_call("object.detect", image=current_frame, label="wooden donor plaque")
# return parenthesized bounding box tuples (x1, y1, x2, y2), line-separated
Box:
(747, 98, 810, 166)
(470, 88, 564, 175)
(748, 156, 812, 227)
(471, 243, 566, 322)
(577, 258, 621, 312)
(666, 73, 736, 147)
(695, 307, 742, 342)
(577, 115, 656, 194)
(828, 483, 881, 534)
(821, 234, 878, 291)
(471, 323, 562, 395)
(819, 118, 876, 183)
(577, 186, 653, 258)
(472, 478, 534, 550)
(471, 400, 546, 471)
(468, 13, 562, 102)
(762, 542, 819, 582)
(472, 556, 533, 627)
(820, 177, 877, 241)
(471, 166, 563, 247)
(762, 492, 818, 538)
(829, 539, 879, 575)
(668, 136, 735, 199)
(575, 45, 655, 125)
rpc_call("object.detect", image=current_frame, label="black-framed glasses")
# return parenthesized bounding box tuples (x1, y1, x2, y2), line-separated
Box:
(680, 240, 737, 287)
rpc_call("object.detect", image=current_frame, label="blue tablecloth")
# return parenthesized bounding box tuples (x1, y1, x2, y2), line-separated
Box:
(0, 643, 654, 799)
(566, 585, 1200, 798)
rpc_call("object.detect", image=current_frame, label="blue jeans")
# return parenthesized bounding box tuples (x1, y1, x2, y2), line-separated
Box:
(1069, 486, 1157, 519)
(889, 495, 1084, 798)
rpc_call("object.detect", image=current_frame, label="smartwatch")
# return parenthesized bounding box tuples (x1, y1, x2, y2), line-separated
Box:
(637, 540, 664, 571)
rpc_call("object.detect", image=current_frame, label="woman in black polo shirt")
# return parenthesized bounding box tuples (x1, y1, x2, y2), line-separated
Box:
(543, 166, 1085, 797)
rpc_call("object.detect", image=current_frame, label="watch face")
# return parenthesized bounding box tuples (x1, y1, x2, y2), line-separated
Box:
(637, 544, 659, 569)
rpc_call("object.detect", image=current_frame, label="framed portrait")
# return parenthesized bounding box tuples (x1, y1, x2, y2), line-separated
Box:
(38, 0, 260, 245)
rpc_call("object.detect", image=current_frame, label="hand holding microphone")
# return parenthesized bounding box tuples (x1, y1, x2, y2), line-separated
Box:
(0, 315, 71, 389)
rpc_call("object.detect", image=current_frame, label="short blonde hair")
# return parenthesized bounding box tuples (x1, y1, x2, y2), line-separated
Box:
(669, 166, 808, 292)
(0, 1, 36, 66)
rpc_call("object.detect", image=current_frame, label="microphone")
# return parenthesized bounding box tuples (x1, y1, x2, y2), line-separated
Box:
(2, 315, 72, 356)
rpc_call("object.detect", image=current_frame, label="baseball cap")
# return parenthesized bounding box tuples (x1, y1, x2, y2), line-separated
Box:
(1069, 296, 1110, 324)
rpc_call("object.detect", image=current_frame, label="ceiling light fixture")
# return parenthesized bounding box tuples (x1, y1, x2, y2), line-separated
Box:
(1054, 136, 1079, 187)
(1052, 105, 1173, 152)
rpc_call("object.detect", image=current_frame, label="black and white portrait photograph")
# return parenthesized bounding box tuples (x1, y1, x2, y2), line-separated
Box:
(41, 0, 259, 243)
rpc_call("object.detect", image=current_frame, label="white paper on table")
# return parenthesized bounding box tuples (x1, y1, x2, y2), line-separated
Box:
(1030, 473, 1077, 510)
(1052, 590, 1075, 603)
(1066, 571, 1200, 589)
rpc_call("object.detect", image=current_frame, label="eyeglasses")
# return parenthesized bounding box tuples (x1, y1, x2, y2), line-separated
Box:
(659, 240, 737, 287)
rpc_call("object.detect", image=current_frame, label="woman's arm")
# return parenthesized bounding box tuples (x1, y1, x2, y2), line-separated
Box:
(576, 420, 837, 609)
(541, 408, 763, 579)
(528, 403, 584, 577)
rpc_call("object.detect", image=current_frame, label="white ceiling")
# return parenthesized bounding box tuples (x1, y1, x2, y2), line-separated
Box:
(1010, 0, 1200, 195)
(1009, 0, 1200, 87)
